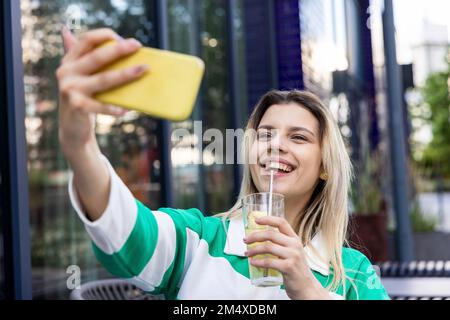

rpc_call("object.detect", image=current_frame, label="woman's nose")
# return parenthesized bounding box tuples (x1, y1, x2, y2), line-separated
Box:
(268, 133, 288, 154)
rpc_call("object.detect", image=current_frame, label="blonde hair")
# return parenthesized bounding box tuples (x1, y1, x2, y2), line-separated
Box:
(215, 90, 353, 293)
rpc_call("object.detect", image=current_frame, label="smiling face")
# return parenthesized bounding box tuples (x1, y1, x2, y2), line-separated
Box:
(249, 103, 322, 201)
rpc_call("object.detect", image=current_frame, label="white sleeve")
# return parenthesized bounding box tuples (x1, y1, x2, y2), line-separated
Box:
(67, 154, 138, 255)
(67, 154, 181, 294)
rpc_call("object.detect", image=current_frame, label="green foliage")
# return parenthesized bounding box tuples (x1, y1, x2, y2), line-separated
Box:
(410, 202, 437, 233)
(351, 153, 383, 216)
(420, 57, 450, 178)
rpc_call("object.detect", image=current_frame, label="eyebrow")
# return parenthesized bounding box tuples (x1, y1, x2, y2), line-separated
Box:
(257, 124, 316, 137)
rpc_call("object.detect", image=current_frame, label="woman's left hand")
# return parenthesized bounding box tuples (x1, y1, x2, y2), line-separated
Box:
(244, 216, 331, 300)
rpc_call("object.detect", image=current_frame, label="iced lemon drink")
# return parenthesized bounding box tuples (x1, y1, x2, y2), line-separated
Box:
(244, 210, 283, 286)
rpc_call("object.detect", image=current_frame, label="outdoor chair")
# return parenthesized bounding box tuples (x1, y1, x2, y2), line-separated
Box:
(378, 260, 450, 277)
(69, 278, 164, 300)
(378, 260, 450, 300)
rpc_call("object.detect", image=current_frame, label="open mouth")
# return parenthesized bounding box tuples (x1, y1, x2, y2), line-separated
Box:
(259, 161, 296, 174)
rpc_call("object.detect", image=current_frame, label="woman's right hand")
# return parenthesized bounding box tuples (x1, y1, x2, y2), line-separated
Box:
(57, 27, 148, 157)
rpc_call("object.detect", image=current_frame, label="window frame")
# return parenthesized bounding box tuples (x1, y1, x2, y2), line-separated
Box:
(0, 0, 33, 300)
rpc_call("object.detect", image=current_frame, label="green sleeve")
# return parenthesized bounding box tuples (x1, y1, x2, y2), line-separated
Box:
(346, 255, 391, 300)
(145, 206, 206, 299)
(91, 200, 207, 300)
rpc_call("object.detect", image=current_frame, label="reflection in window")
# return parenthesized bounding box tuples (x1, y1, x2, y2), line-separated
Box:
(22, 0, 161, 299)
(168, 0, 203, 210)
(199, 0, 234, 214)
(168, 0, 242, 214)
(300, 0, 348, 98)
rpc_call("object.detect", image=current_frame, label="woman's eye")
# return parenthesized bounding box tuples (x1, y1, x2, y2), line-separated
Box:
(292, 135, 307, 142)
(257, 132, 271, 140)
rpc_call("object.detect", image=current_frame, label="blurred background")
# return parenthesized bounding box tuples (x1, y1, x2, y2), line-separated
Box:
(0, 0, 449, 299)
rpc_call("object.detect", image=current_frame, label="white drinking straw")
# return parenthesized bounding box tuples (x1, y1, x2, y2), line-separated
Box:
(268, 167, 274, 217)
(265, 163, 276, 279)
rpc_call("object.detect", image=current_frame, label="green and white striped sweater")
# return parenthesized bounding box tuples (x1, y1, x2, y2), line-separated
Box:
(68, 155, 390, 300)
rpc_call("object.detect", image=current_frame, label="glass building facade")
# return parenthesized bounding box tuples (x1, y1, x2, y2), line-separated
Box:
(1, 0, 433, 300)
(1, 0, 250, 299)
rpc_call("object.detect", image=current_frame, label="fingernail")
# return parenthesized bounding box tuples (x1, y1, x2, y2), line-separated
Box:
(126, 38, 142, 48)
(61, 26, 69, 51)
(114, 34, 125, 42)
(109, 105, 125, 115)
(62, 25, 74, 35)
(131, 65, 149, 76)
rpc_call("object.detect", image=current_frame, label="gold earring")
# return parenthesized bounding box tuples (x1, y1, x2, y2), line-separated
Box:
(320, 172, 329, 180)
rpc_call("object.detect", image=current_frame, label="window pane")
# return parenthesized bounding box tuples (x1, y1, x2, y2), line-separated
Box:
(168, 0, 238, 214)
(199, 0, 234, 214)
(234, 0, 249, 129)
(22, 0, 162, 299)
(168, 0, 203, 209)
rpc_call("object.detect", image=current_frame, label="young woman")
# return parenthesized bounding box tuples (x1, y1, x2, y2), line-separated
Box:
(58, 27, 390, 300)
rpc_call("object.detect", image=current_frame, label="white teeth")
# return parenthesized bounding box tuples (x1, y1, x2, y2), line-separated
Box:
(266, 162, 293, 173)
(267, 162, 280, 170)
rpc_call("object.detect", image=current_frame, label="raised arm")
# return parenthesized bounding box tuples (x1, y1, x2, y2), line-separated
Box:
(57, 27, 148, 221)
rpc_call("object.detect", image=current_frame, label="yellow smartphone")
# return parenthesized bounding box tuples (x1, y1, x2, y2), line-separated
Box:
(94, 41, 205, 121)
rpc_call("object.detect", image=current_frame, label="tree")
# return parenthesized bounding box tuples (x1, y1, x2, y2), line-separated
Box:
(420, 56, 450, 179)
